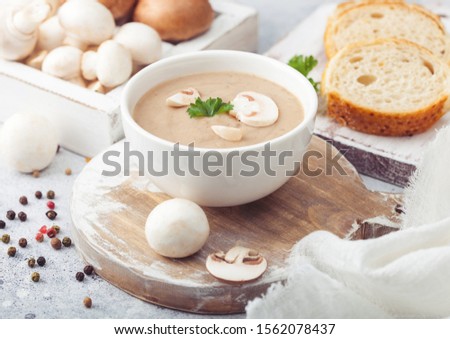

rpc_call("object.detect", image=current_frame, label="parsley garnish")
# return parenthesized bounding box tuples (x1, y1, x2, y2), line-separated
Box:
(187, 97, 234, 118)
(288, 55, 320, 92)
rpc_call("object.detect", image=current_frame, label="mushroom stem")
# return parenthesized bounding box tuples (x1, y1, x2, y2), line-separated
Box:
(12, 1, 51, 34)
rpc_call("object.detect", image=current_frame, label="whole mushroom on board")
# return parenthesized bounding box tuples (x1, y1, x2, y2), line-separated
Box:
(37, 16, 65, 52)
(145, 198, 210, 258)
(133, 0, 215, 42)
(42, 45, 84, 85)
(113, 22, 161, 65)
(58, 0, 115, 51)
(0, 113, 59, 173)
(96, 40, 132, 87)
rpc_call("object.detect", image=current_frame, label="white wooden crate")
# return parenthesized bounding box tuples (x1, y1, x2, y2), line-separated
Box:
(0, 0, 258, 157)
(266, 3, 450, 187)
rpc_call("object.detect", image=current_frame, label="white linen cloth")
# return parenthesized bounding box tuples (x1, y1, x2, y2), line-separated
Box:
(246, 126, 450, 318)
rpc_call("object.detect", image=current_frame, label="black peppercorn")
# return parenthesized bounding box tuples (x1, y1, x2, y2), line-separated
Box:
(28, 257, 36, 268)
(37, 256, 46, 267)
(83, 265, 94, 276)
(0, 220, 5, 229)
(19, 196, 28, 205)
(18, 211, 27, 222)
(395, 204, 404, 214)
(46, 210, 57, 220)
(51, 238, 61, 250)
(75, 272, 85, 282)
(7, 246, 16, 257)
(18, 238, 27, 248)
(35, 191, 42, 199)
(62, 237, 72, 247)
(83, 297, 92, 308)
(31, 272, 40, 282)
(47, 190, 55, 200)
(2, 234, 10, 244)
(6, 210, 15, 220)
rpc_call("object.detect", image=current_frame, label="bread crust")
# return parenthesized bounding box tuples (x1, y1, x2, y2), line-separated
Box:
(326, 92, 448, 136)
(324, 2, 447, 60)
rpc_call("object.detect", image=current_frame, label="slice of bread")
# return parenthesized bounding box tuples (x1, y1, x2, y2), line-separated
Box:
(322, 39, 450, 136)
(324, 2, 450, 63)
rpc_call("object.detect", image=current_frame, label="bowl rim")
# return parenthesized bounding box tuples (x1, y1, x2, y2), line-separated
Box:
(121, 50, 318, 154)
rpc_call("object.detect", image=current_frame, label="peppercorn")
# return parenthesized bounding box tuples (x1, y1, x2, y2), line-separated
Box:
(7, 246, 16, 257)
(39, 225, 47, 234)
(28, 257, 36, 268)
(62, 237, 72, 247)
(85, 157, 91, 163)
(32, 170, 40, 178)
(47, 201, 55, 210)
(18, 211, 27, 222)
(75, 272, 85, 282)
(52, 225, 60, 234)
(37, 256, 46, 267)
(47, 190, 55, 200)
(83, 265, 94, 276)
(35, 191, 42, 199)
(2, 234, 10, 244)
(19, 196, 28, 205)
(31, 272, 40, 282)
(83, 297, 92, 308)
(0, 220, 5, 229)
(47, 228, 56, 238)
(395, 204, 404, 214)
(18, 238, 27, 248)
(65, 168, 72, 176)
(35, 232, 44, 242)
(46, 210, 57, 221)
(51, 238, 61, 250)
(6, 210, 15, 220)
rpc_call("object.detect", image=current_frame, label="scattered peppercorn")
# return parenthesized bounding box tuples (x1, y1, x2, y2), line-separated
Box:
(83, 265, 94, 276)
(18, 238, 27, 248)
(47, 190, 55, 200)
(32, 170, 40, 178)
(31, 272, 40, 282)
(35, 232, 44, 242)
(18, 211, 27, 222)
(39, 225, 47, 234)
(83, 297, 92, 308)
(2, 234, 10, 244)
(35, 191, 42, 199)
(85, 157, 91, 163)
(47, 201, 55, 210)
(62, 237, 72, 247)
(46, 210, 57, 221)
(19, 196, 28, 205)
(65, 168, 72, 176)
(0, 220, 5, 229)
(52, 225, 60, 234)
(37, 256, 46, 267)
(7, 246, 16, 257)
(6, 210, 15, 220)
(50, 238, 61, 250)
(28, 257, 36, 268)
(47, 228, 56, 238)
(395, 204, 404, 214)
(75, 272, 85, 282)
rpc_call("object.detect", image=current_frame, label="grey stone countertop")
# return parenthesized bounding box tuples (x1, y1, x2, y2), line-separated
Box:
(1, 0, 427, 319)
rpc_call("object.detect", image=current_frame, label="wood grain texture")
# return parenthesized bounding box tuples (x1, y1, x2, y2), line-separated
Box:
(265, 3, 450, 187)
(70, 137, 399, 314)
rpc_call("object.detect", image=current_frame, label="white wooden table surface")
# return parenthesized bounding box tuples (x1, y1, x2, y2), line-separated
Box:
(1, 0, 433, 319)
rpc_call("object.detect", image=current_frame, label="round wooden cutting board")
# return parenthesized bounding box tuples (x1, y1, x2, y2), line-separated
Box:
(70, 136, 400, 314)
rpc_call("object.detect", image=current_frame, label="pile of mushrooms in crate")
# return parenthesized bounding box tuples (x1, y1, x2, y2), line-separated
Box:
(0, 0, 215, 93)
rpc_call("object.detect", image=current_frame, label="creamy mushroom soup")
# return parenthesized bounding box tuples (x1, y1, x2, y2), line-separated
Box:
(133, 72, 304, 148)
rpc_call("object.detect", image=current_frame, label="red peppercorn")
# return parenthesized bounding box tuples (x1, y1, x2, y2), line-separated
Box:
(35, 232, 44, 242)
(47, 228, 56, 238)
(39, 225, 47, 234)
(47, 201, 55, 210)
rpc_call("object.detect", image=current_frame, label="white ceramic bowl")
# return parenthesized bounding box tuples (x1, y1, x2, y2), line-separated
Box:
(121, 50, 317, 207)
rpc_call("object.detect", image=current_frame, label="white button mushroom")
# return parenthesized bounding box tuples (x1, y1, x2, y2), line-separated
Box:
(81, 50, 98, 81)
(113, 22, 162, 65)
(230, 91, 279, 127)
(96, 40, 132, 88)
(145, 198, 210, 258)
(58, 0, 115, 50)
(0, 113, 59, 173)
(42, 45, 83, 81)
(37, 16, 65, 52)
